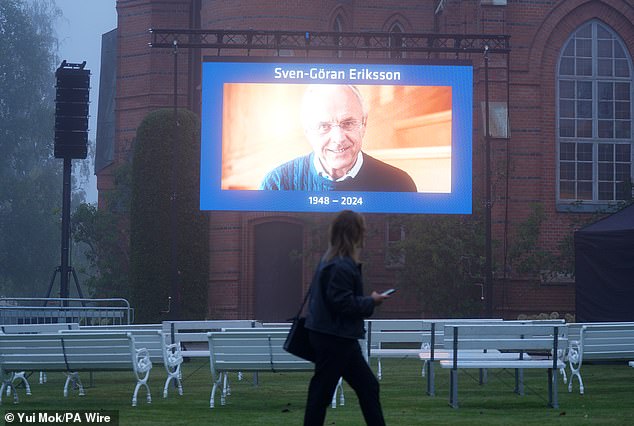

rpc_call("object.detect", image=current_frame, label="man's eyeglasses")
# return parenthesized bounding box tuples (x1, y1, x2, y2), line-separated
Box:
(308, 119, 364, 135)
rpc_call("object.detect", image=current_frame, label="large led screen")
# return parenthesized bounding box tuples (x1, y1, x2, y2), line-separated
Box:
(200, 59, 472, 214)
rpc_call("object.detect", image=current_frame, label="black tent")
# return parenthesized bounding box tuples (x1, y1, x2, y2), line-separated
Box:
(574, 203, 634, 322)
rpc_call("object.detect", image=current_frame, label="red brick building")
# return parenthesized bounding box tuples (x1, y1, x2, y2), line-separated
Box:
(96, 1, 634, 321)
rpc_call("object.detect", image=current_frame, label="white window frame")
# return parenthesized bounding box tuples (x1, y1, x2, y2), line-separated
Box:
(556, 20, 633, 212)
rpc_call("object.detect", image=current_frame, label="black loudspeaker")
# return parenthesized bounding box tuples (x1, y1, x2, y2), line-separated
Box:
(54, 61, 90, 159)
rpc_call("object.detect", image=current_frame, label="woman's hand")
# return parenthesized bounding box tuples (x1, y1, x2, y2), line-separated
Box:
(370, 291, 390, 306)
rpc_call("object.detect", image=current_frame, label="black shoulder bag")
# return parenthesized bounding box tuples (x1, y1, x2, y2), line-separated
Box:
(283, 265, 320, 362)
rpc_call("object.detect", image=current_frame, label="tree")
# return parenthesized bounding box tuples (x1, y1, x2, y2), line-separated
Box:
(71, 160, 132, 299)
(395, 213, 486, 317)
(130, 109, 209, 322)
(0, 0, 66, 296)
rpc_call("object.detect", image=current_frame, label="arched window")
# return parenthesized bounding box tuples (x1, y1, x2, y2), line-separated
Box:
(333, 14, 344, 58)
(557, 20, 633, 209)
(388, 22, 405, 59)
(333, 14, 343, 32)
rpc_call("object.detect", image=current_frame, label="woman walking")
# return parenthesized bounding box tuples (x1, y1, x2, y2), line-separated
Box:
(304, 210, 390, 426)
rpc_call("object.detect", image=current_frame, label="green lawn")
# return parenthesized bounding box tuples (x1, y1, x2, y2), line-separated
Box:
(3, 359, 633, 425)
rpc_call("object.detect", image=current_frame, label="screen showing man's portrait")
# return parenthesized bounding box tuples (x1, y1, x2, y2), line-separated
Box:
(200, 60, 473, 214)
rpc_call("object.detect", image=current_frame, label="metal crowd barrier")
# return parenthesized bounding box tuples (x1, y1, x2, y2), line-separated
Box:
(0, 297, 134, 325)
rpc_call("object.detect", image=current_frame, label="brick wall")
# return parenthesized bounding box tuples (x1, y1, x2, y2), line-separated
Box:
(101, 0, 634, 319)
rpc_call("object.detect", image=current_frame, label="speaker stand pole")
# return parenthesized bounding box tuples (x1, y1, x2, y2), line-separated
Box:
(44, 267, 61, 301)
(59, 157, 72, 306)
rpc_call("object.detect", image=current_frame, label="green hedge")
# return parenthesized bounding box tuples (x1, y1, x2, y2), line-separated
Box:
(130, 109, 209, 322)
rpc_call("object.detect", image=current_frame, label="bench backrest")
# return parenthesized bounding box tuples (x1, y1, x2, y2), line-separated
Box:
(366, 319, 505, 356)
(0, 332, 138, 372)
(62, 329, 167, 364)
(261, 322, 293, 328)
(164, 320, 262, 345)
(59, 332, 138, 371)
(443, 324, 567, 352)
(0, 323, 79, 334)
(419, 319, 509, 350)
(207, 330, 312, 380)
(366, 320, 428, 358)
(419, 319, 565, 350)
(567, 321, 634, 343)
(0, 333, 66, 372)
(80, 323, 162, 332)
(579, 324, 634, 360)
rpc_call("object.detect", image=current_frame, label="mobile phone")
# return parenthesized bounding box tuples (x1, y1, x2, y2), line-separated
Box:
(381, 288, 398, 296)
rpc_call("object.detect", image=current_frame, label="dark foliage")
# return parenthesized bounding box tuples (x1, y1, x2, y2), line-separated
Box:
(394, 213, 486, 318)
(130, 109, 209, 322)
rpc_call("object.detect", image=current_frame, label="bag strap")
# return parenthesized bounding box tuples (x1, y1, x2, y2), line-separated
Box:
(293, 261, 321, 318)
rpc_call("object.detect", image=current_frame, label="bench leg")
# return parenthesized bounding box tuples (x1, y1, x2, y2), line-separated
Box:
(221, 373, 229, 405)
(12, 372, 31, 396)
(559, 366, 567, 385)
(132, 382, 152, 407)
(163, 366, 183, 398)
(566, 341, 584, 394)
(63, 373, 85, 398)
(218, 373, 235, 405)
(449, 369, 458, 408)
(479, 368, 487, 385)
(16, 371, 31, 395)
(5, 385, 19, 404)
(567, 368, 584, 395)
(0, 375, 19, 405)
(426, 361, 435, 396)
(210, 379, 221, 408)
(514, 369, 524, 396)
(131, 369, 151, 407)
(548, 368, 559, 409)
(331, 377, 345, 408)
(338, 378, 345, 406)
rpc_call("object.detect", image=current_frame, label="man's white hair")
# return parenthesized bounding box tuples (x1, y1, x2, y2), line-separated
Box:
(300, 84, 369, 129)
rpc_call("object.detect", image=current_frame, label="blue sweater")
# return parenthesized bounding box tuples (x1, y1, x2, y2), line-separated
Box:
(259, 152, 417, 192)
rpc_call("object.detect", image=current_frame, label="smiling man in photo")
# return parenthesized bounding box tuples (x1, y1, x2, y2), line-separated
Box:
(259, 84, 417, 192)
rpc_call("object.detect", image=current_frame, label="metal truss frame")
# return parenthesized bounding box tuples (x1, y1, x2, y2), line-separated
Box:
(149, 29, 510, 56)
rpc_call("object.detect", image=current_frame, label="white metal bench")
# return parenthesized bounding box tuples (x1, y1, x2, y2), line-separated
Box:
(0, 332, 152, 406)
(440, 323, 567, 408)
(565, 322, 634, 394)
(366, 319, 428, 381)
(419, 319, 566, 396)
(366, 318, 504, 394)
(0, 323, 80, 389)
(68, 327, 182, 398)
(208, 330, 345, 409)
(217, 326, 345, 409)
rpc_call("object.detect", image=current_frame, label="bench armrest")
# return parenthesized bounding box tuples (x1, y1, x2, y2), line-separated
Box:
(165, 343, 183, 367)
(135, 348, 153, 374)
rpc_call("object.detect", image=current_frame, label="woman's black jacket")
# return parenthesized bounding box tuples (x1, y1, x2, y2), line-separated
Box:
(305, 256, 375, 340)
